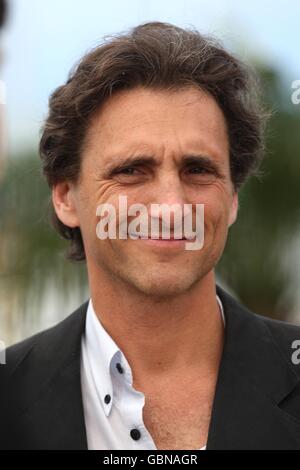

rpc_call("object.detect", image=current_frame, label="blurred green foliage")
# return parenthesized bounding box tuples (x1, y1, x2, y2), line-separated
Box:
(0, 152, 87, 325)
(217, 66, 300, 319)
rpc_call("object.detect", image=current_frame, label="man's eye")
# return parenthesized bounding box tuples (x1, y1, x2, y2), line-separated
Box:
(188, 167, 211, 174)
(117, 167, 139, 175)
(186, 166, 217, 184)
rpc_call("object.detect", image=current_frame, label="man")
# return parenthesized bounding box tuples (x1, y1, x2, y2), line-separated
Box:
(1, 21, 300, 450)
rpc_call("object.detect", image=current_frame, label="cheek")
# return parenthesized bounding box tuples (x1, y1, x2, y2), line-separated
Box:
(73, 188, 100, 246)
(78, 179, 118, 220)
(203, 197, 231, 239)
(95, 180, 123, 200)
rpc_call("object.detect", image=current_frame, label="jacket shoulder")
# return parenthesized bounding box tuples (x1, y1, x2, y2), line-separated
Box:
(259, 314, 300, 374)
(0, 301, 89, 449)
(3, 300, 89, 376)
(217, 284, 300, 368)
(261, 314, 300, 346)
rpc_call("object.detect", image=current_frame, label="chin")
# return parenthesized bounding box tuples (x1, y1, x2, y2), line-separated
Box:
(127, 271, 203, 299)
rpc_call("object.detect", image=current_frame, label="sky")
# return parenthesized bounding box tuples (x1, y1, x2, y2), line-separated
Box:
(1, 0, 300, 155)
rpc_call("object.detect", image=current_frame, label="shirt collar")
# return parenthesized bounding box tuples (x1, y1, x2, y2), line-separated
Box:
(84, 294, 225, 417)
(84, 298, 122, 416)
(217, 294, 226, 326)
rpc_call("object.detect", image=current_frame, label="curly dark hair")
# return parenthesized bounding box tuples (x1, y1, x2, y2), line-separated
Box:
(39, 21, 268, 261)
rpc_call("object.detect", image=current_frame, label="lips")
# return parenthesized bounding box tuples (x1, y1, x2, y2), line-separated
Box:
(128, 233, 188, 240)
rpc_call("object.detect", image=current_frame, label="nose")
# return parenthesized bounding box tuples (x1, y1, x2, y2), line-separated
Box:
(153, 171, 186, 207)
(149, 171, 188, 236)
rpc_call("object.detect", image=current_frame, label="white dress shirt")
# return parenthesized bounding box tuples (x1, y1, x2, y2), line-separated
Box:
(80, 295, 225, 450)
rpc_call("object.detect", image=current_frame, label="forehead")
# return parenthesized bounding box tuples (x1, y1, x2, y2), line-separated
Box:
(84, 86, 229, 161)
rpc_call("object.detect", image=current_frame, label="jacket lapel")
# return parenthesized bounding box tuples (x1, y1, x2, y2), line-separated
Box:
(207, 286, 300, 449)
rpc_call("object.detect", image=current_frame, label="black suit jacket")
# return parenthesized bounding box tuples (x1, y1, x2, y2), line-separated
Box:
(1, 285, 300, 450)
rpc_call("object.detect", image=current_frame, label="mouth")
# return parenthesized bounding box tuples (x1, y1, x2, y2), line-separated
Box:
(127, 233, 196, 249)
(128, 233, 195, 240)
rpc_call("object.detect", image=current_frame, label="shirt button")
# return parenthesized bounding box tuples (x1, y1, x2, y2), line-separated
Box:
(116, 362, 124, 374)
(104, 394, 111, 404)
(130, 428, 141, 441)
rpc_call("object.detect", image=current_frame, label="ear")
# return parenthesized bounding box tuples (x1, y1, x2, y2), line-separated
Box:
(228, 191, 239, 227)
(52, 181, 80, 228)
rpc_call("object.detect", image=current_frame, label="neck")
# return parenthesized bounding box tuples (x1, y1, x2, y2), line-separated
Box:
(87, 265, 224, 388)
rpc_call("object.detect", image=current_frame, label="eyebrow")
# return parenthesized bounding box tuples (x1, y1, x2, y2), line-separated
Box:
(101, 154, 223, 178)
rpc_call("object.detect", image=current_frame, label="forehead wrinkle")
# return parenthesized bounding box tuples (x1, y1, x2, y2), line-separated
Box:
(83, 88, 229, 171)
(91, 131, 228, 173)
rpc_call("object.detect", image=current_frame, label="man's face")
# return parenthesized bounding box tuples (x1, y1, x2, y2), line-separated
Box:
(62, 86, 238, 297)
